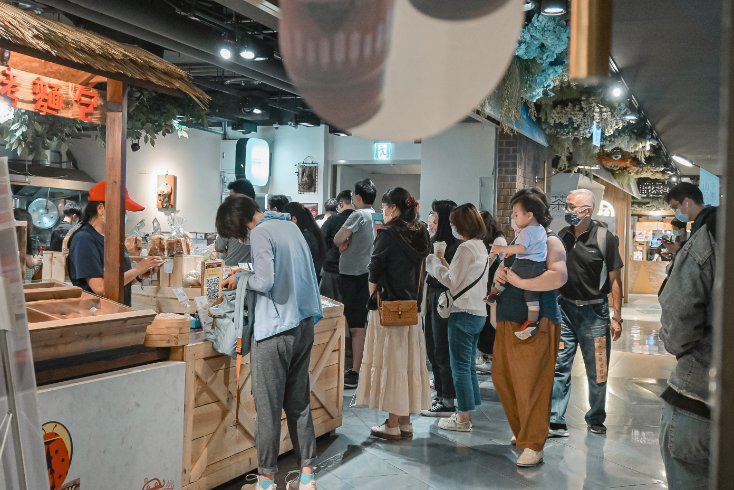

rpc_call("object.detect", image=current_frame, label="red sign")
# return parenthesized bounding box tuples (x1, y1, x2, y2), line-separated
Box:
(0, 65, 104, 122)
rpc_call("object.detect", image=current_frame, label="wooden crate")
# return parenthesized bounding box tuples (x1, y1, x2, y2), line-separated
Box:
(23, 281, 81, 302)
(132, 285, 201, 314)
(170, 300, 345, 490)
(42, 251, 69, 282)
(26, 292, 160, 385)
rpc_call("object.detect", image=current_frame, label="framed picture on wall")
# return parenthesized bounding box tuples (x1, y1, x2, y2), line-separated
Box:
(297, 159, 318, 193)
(157, 173, 176, 209)
(303, 203, 319, 217)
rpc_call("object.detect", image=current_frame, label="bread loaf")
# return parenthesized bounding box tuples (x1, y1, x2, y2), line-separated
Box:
(125, 235, 142, 256)
(148, 234, 166, 256)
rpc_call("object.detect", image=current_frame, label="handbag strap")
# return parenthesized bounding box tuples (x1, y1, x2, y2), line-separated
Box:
(451, 258, 489, 302)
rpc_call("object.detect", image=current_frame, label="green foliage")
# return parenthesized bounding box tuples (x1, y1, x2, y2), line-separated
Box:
(0, 109, 83, 160)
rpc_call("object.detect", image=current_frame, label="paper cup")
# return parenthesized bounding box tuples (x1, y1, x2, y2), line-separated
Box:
(434, 241, 447, 258)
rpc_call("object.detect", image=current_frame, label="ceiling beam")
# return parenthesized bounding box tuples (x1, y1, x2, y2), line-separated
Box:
(36, 0, 296, 94)
(214, 0, 280, 30)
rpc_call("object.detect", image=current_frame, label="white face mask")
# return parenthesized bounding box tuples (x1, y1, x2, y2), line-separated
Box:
(450, 224, 463, 240)
(511, 219, 520, 232)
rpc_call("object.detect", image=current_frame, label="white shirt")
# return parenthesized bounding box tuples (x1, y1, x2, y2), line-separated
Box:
(426, 239, 489, 317)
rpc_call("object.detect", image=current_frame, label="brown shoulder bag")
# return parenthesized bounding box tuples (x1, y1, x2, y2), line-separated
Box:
(378, 261, 424, 327)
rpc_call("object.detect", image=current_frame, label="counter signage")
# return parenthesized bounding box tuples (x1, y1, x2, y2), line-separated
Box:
(0, 65, 104, 122)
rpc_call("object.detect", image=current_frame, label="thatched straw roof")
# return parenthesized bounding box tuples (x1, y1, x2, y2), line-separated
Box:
(0, 3, 209, 108)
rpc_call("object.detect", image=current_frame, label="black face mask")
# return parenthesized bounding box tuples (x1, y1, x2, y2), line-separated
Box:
(564, 211, 583, 226)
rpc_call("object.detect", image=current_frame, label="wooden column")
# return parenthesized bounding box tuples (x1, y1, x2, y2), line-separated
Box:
(569, 0, 612, 82)
(712, 0, 734, 484)
(103, 79, 127, 304)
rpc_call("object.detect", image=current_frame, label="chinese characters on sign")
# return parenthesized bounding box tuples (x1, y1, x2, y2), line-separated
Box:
(32, 78, 64, 115)
(636, 178, 671, 198)
(0, 64, 103, 122)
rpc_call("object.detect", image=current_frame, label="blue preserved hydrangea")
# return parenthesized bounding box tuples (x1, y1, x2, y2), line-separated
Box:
(515, 14, 570, 101)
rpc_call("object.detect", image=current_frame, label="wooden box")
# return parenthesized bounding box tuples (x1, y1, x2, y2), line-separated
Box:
(42, 251, 69, 282)
(170, 299, 345, 490)
(132, 284, 201, 314)
(23, 281, 81, 302)
(26, 292, 161, 385)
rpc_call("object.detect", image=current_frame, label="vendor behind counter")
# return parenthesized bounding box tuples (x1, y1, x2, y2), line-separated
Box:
(67, 181, 163, 306)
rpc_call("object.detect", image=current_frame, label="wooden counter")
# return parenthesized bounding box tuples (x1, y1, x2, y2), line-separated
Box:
(170, 299, 346, 490)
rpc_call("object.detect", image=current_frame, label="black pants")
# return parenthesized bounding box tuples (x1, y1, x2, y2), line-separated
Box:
(477, 314, 495, 355)
(424, 286, 455, 400)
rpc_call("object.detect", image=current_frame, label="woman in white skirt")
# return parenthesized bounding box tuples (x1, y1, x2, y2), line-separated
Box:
(355, 187, 432, 440)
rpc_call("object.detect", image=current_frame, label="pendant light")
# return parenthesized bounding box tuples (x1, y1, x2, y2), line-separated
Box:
(540, 0, 567, 16)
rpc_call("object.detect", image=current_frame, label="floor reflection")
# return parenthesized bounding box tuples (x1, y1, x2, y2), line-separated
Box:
(218, 294, 672, 489)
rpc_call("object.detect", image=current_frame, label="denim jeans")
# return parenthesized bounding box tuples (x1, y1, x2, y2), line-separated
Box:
(550, 298, 611, 426)
(425, 286, 455, 400)
(448, 312, 486, 412)
(659, 400, 710, 489)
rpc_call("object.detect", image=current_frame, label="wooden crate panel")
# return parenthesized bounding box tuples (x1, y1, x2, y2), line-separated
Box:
(178, 309, 345, 488)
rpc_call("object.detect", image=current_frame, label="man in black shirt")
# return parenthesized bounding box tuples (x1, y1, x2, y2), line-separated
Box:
(49, 201, 81, 251)
(549, 189, 624, 437)
(320, 190, 354, 301)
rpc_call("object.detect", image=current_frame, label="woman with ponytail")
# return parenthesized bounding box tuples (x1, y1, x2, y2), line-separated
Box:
(355, 187, 432, 441)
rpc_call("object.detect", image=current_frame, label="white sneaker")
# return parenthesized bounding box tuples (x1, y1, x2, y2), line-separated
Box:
(476, 357, 493, 374)
(430, 378, 435, 389)
(438, 413, 472, 432)
(511, 435, 516, 446)
(516, 448, 543, 467)
(370, 420, 403, 440)
(285, 471, 316, 490)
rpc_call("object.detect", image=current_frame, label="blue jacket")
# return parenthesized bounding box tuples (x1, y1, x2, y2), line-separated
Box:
(659, 223, 717, 404)
(246, 212, 323, 341)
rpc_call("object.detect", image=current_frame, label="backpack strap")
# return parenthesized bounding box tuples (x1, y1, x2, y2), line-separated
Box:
(595, 223, 609, 290)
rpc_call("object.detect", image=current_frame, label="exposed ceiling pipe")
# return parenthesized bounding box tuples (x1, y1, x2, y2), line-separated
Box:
(35, 0, 296, 93)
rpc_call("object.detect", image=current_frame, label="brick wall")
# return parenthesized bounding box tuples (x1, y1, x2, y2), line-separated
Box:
(496, 131, 553, 238)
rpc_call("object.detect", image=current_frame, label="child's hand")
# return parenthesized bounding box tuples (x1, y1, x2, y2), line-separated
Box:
(490, 244, 504, 255)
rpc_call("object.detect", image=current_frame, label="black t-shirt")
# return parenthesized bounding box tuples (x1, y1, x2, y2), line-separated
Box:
(559, 221, 624, 301)
(49, 221, 73, 252)
(68, 224, 133, 306)
(321, 210, 354, 274)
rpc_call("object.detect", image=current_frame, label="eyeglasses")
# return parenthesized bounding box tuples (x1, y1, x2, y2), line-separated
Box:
(565, 204, 591, 212)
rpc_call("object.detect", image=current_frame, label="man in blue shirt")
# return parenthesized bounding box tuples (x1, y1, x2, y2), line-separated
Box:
(217, 195, 322, 490)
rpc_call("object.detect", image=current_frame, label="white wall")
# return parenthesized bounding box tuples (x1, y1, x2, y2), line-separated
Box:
(328, 134, 421, 163)
(420, 123, 496, 209)
(256, 125, 327, 210)
(336, 165, 421, 201)
(69, 129, 222, 233)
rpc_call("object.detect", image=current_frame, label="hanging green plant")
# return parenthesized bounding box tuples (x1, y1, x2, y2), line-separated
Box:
(96, 88, 207, 146)
(0, 109, 84, 160)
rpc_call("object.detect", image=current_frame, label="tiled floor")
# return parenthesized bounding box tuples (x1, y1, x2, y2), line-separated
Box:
(219, 295, 674, 489)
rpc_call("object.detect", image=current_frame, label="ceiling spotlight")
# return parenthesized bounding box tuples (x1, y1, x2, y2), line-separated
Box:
(624, 114, 638, 121)
(329, 126, 351, 136)
(609, 83, 626, 99)
(219, 46, 232, 60)
(253, 108, 263, 115)
(239, 44, 256, 60)
(670, 175, 679, 182)
(672, 154, 695, 167)
(540, 0, 567, 16)
(131, 139, 141, 152)
(523, 1, 537, 11)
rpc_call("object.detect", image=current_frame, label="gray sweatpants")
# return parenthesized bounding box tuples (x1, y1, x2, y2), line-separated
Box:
(252, 317, 318, 474)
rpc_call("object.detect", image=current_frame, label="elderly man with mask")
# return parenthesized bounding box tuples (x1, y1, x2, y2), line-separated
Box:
(548, 189, 624, 438)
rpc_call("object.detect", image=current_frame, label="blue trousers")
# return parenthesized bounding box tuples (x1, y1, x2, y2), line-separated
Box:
(550, 299, 611, 426)
(448, 312, 486, 412)
(659, 400, 710, 490)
